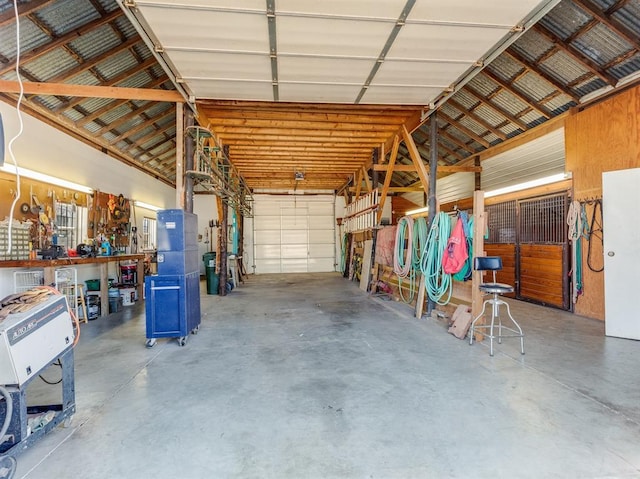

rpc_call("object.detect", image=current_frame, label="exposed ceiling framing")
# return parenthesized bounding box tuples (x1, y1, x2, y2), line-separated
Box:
(1, 0, 640, 194)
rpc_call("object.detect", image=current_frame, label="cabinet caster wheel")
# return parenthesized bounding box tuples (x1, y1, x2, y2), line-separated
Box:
(191, 325, 200, 335)
(145, 339, 156, 348)
(63, 415, 74, 428)
(178, 337, 187, 347)
(0, 455, 17, 479)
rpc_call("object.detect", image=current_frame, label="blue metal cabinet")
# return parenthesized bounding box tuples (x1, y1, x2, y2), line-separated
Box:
(145, 272, 201, 347)
(156, 209, 199, 275)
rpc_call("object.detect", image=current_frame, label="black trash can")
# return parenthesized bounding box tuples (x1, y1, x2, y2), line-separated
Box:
(203, 252, 219, 295)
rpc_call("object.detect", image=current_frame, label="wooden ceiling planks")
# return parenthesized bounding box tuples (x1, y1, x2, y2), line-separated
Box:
(198, 100, 423, 191)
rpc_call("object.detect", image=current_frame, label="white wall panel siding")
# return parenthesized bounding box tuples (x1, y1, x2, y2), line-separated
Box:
(436, 172, 476, 205)
(252, 194, 336, 274)
(402, 128, 565, 208)
(481, 128, 565, 192)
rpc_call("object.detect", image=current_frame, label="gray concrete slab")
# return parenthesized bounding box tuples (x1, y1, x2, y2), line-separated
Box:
(11, 273, 640, 478)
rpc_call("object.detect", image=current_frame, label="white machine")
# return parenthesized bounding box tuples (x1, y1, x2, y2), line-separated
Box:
(0, 295, 75, 387)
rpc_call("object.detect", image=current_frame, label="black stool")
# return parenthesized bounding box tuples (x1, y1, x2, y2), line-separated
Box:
(469, 256, 524, 356)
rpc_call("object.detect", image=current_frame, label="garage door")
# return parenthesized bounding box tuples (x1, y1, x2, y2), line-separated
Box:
(253, 195, 335, 274)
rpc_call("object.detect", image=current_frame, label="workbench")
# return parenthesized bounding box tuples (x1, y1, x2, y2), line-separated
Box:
(0, 254, 145, 317)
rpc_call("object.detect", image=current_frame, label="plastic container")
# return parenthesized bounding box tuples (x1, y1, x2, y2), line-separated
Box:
(120, 264, 137, 284)
(203, 252, 218, 295)
(120, 287, 135, 306)
(85, 279, 100, 291)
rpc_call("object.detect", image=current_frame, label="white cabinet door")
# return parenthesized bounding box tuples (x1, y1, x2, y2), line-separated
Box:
(603, 168, 640, 340)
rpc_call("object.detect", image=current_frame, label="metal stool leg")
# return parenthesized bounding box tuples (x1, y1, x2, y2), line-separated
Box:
(469, 300, 489, 345)
(502, 300, 525, 355)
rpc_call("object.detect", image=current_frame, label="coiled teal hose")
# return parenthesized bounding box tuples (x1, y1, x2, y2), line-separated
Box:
(420, 212, 453, 305)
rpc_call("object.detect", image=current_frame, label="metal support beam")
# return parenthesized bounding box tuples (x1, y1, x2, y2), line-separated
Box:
(426, 112, 438, 316)
(175, 102, 185, 208)
(184, 109, 194, 213)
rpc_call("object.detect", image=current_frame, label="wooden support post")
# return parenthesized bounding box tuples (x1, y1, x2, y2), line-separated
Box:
(471, 190, 486, 338)
(415, 274, 426, 319)
(401, 124, 429, 195)
(377, 135, 399, 223)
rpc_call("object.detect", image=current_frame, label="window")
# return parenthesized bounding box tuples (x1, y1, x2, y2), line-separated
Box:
(54, 202, 88, 249)
(142, 217, 157, 250)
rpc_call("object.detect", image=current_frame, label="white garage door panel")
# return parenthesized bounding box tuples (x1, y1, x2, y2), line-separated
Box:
(310, 229, 334, 243)
(254, 202, 281, 216)
(281, 216, 309, 229)
(253, 194, 335, 274)
(281, 244, 307, 258)
(308, 203, 334, 215)
(282, 230, 308, 244)
(309, 258, 335, 272)
(309, 243, 334, 256)
(255, 230, 281, 244)
(255, 216, 281, 230)
(310, 215, 334, 229)
(282, 259, 308, 272)
(255, 259, 281, 273)
(255, 244, 281, 259)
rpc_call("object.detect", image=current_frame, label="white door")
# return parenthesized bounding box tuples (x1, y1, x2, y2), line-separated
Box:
(253, 195, 335, 274)
(602, 168, 640, 340)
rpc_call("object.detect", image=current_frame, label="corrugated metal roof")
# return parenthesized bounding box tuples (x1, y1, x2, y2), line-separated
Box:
(574, 23, 633, 67)
(69, 24, 124, 61)
(22, 49, 77, 82)
(36, 0, 102, 36)
(540, 1, 592, 40)
(0, 18, 51, 59)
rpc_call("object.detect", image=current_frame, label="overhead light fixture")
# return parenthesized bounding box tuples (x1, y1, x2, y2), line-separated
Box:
(294, 171, 305, 181)
(406, 206, 429, 216)
(134, 200, 163, 212)
(0, 164, 93, 194)
(484, 173, 570, 198)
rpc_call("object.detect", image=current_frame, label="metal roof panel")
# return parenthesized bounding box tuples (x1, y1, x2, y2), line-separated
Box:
(36, 0, 102, 36)
(0, 18, 51, 60)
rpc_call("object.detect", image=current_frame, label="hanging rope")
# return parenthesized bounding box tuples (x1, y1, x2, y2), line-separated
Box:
(394, 216, 415, 303)
(567, 200, 583, 304)
(586, 199, 604, 273)
(420, 212, 453, 305)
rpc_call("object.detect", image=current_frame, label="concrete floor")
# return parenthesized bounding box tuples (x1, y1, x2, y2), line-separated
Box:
(12, 272, 640, 478)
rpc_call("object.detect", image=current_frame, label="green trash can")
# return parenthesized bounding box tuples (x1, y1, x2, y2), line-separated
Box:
(203, 252, 219, 295)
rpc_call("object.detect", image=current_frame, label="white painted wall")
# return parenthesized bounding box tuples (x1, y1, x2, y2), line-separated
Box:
(0, 102, 176, 298)
(193, 195, 219, 275)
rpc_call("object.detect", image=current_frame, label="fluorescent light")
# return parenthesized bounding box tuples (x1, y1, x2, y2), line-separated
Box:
(406, 206, 429, 216)
(484, 173, 570, 198)
(0, 164, 93, 194)
(134, 200, 162, 212)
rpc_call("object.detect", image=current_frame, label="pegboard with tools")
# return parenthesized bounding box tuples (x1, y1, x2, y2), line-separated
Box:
(88, 191, 131, 249)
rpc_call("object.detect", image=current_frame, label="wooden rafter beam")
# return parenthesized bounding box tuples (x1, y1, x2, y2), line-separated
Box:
(0, 80, 182, 103)
(110, 109, 175, 144)
(214, 127, 389, 139)
(606, 0, 632, 15)
(54, 57, 162, 112)
(362, 166, 372, 193)
(573, 0, 640, 50)
(462, 85, 529, 131)
(401, 125, 430, 193)
(482, 69, 552, 119)
(532, 24, 617, 85)
(377, 135, 400, 223)
(93, 101, 155, 137)
(438, 128, 478, 155)
(216, 133, 385, 143)
(0, 0, 54, 27)
(0, 10, 122, 76)
(217, 140, 379, 148)
(208, 118, 399, 132)
(438, 111, 491, 148)
(504, 49, 579, 102)
(447, 98, 507, 140)
(47, 36, 142, 84)
(74, 77, 170, 126)
(372, 164, 480, 173)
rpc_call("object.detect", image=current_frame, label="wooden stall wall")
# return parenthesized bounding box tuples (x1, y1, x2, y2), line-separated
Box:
(565, 85, 640, 320)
